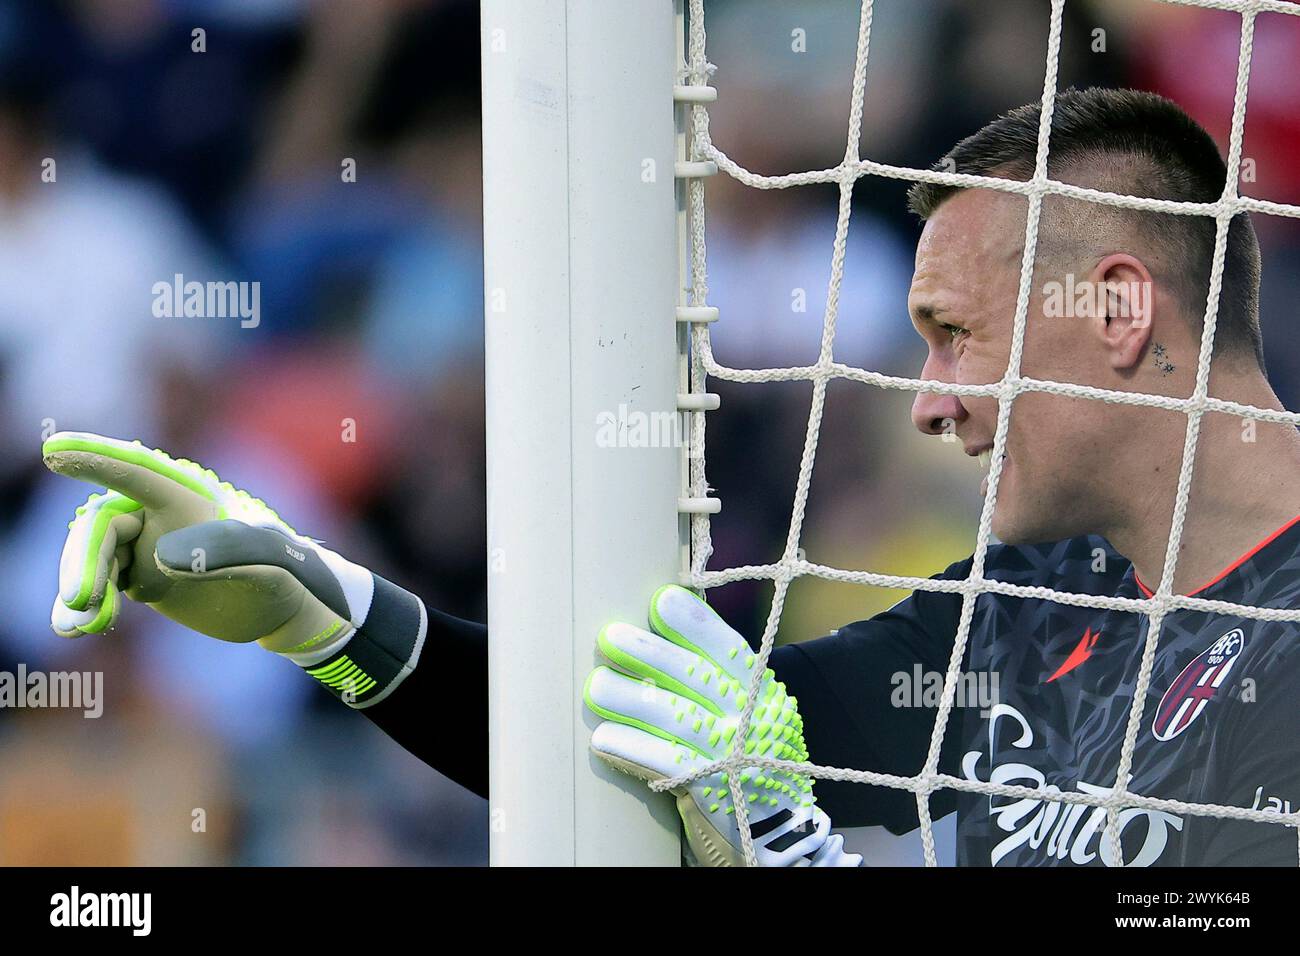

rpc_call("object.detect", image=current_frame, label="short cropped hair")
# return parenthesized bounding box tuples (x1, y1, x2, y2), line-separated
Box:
(907, 87, 1264, 370)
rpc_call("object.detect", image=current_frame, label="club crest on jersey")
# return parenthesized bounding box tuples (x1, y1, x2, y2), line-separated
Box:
(1151, 628, 1245, 742)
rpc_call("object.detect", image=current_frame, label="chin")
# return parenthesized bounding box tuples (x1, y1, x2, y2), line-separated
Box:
(992, 497, 1087, 547)
(990, 512, 1027, 545)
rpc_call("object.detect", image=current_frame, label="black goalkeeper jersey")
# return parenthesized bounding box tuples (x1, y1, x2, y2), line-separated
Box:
(771, 515, 1300, 867)
(362, 518, 1300, 866)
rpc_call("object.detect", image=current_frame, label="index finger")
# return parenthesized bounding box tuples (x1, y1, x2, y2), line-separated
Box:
(648, 585, 758, 684)
(42, 432, 222, 514)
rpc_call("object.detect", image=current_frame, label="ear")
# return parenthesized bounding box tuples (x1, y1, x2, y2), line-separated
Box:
(1087, 253, 1153, 371)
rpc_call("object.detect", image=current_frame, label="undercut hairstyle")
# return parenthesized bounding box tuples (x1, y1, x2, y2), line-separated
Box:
(907, 87, 1265, 371)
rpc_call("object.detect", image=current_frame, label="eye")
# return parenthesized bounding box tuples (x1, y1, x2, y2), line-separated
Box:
(941, 323, 969, 342)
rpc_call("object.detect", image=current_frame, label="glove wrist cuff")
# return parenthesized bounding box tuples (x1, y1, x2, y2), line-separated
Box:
(284, 575, 427, 709)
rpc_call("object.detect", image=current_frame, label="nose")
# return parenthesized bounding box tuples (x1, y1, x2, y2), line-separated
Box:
(911, 354, 967, 436)
(911, 389, 967, 436)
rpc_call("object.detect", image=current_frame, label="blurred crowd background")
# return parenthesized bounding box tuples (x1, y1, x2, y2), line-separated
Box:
(0, 0, 1295, 865)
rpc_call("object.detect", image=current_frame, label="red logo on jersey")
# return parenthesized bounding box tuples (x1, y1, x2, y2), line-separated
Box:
(1152, 628, 1245, 742)
(1047, 627, 1101, 682)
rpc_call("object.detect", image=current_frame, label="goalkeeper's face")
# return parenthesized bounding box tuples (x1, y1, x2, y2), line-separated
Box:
(908, 187, 1163, 544)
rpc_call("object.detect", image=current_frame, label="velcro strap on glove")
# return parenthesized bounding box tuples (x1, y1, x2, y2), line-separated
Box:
(292, 575, 427, 709)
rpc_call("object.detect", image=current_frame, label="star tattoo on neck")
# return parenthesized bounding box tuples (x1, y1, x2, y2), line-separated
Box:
(1152, 342, 1175, 375)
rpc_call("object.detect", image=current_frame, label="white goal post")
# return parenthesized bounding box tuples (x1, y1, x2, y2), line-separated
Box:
(481, 0, 691, 865)
(483, 0, 1300, 868)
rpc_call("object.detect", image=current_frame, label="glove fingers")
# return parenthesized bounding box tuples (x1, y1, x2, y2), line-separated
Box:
(57, 492, 142, 611)
(42, 432, 219, 514)
(647, 588, 804, 757)
(50, 577, 121, 638)
(155, 520, 360, 622)
(115, 542, 133, 576)
(589, 720, 711, 785)
(584, 665, 723, 759)
(155, 520, 348, 608)
(649, 585, 756, 682)
(597, 621, 739, 717)
(154, 520, 366, 651)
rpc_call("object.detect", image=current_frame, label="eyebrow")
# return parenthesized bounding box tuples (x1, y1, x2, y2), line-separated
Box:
(911, 304, 949, 324)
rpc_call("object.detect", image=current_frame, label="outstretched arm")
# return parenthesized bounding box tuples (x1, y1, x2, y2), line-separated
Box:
(43, 431, 487, 797)
(43, 431, 962, 821)
(361, 607, 487, 797)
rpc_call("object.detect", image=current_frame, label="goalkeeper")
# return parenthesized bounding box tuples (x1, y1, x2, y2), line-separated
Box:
(43, 89, 1300, 866)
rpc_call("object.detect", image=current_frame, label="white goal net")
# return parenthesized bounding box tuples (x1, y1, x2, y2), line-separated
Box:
(668, 0, 1300, 867)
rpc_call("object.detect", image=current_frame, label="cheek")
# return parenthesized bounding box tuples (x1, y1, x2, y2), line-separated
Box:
(1006, 394, 1071, 465)
(962, 395, 999, 429)
(955, 342, 1004, 388)
(1021, 318, 1083, 384)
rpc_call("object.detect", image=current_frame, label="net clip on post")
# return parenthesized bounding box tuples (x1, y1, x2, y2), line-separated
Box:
(673, 84, 718, 104)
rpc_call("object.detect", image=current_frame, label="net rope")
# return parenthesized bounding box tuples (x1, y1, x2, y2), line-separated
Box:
(661, 0, 1300, 867)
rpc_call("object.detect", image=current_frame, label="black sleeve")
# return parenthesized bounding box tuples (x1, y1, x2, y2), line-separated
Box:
(770, 559, 971, 834)
(361, 607, 488, 799)
(351, 559, 968, 813)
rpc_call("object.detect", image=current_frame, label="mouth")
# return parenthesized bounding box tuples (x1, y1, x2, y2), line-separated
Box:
(965, 444, 995, 469)
(964, 445, 1005, 496)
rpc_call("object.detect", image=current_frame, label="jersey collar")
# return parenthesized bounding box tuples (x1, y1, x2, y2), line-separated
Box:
(1133, 512, 1300, 599)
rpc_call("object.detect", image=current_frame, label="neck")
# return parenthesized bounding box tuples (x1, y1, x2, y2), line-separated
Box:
(1104, 372, 1300, 595)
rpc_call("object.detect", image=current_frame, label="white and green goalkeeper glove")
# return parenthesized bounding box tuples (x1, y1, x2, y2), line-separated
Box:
(584, 585, 862, 867)
(43, 431, 426, 707)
